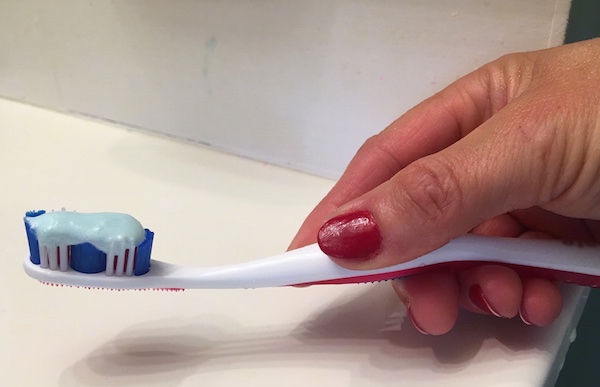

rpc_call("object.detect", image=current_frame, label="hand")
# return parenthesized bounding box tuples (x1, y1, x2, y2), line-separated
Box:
(289, 38, 600, 335)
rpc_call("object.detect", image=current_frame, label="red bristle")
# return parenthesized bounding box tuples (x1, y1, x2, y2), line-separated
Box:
(37, 281, 185, 292)
(123, 249, 130, 272)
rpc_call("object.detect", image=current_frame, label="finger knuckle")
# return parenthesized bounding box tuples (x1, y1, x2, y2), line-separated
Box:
(482, 52, 536, 102)
(397, 159, 463, 225)
(360, 134, 404, 172)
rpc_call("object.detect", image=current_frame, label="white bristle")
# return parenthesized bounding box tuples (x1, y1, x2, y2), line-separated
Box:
(48, 245, 58, 270)
(125, 245, 135, 277)
(105, 243, 115, 276)
(59, 245, 69, 271)
(115, 248, 125, 277)
(38, 243, 49, 268)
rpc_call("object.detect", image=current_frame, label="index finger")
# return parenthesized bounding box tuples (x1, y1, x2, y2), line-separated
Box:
(289, 59, 516, 249)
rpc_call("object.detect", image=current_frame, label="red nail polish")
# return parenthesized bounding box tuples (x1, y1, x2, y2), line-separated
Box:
(317, 210, 382, 259)
(469, 284, 503, 317)
(408, 308, 430, 335)
(519, 308, 533, 326)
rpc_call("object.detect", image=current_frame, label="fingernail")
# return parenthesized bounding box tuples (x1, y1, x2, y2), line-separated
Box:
(317, 210, 382, 259)
(519, 307, 533, 326)
(408, 308, 430, 335)
(392, 279, 410, 307)
(469, 284, 503, 317)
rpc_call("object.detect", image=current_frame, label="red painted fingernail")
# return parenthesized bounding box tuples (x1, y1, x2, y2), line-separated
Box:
(519, 307, 533, 326)
(408, 308, 430, 335)
(317, 210, 382, 259)
(469, 284, 503, 317)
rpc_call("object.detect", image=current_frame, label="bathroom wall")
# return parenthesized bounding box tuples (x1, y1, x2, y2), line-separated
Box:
(0, 0, 571, 178)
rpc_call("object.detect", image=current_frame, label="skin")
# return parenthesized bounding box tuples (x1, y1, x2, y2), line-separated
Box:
(289, 38, 600, 335)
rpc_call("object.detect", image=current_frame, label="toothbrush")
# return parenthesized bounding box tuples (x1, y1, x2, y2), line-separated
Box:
(21, 235, 600, 290)
(22, 211, 600, 290)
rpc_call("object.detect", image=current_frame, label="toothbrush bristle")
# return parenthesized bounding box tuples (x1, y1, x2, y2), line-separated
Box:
(24, 211, 154, 278)
(38, 281, 184, 292)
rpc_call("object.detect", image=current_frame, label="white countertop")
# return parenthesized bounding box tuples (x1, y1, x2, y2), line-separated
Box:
(0, 98, 588, 386)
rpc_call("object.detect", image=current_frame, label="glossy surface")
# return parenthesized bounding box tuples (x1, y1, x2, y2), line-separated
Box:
(318, 211, 382, 259)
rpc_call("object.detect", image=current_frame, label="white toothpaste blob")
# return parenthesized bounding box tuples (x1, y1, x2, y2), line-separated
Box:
(26, 211, 146, 254)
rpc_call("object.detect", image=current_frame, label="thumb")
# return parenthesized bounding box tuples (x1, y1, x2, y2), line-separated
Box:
(317, 106, 556, 269)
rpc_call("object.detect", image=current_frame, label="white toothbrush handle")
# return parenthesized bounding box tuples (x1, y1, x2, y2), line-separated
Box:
(163, 235, 600, 289)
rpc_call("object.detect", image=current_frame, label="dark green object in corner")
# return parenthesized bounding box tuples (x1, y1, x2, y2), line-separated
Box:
(555, 291, 600, 386)
(563, 0, 600, 45)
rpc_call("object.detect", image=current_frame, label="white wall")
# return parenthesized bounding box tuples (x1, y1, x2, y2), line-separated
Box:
(0, 0, 570, 178)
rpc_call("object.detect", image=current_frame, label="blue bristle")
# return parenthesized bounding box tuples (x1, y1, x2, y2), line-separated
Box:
(70, 243, 107, 273)
(26, 210, 46, 217)
(24, 211, 45, 264)
(134, 229, 154, 276)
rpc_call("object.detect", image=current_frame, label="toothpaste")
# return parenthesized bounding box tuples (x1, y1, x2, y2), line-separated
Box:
(25, 211, 146, 254)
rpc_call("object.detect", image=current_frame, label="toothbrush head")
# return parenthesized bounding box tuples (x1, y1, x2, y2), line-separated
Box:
(24, 210, 154, 278)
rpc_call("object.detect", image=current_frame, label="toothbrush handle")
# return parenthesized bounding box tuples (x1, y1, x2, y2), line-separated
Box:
(168, 234, 600, 289)
(302, 235, 600, 287)
(306, 259, 600, 287)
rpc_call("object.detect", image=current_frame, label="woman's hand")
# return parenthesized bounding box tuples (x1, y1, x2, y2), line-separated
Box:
(289, 38, 600, 335)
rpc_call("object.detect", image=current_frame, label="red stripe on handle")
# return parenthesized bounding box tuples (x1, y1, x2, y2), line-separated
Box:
(295, 261, 600, 288)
